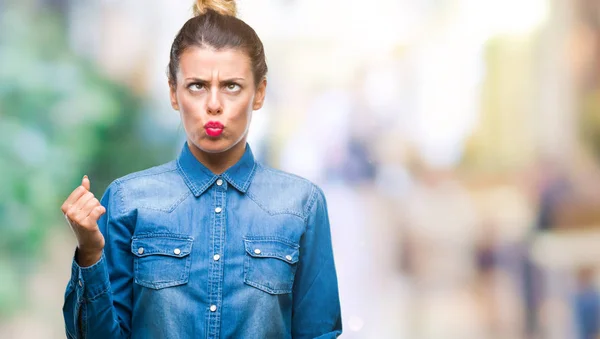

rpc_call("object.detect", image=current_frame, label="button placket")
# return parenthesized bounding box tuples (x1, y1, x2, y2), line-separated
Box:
(207, 180, 226, 338)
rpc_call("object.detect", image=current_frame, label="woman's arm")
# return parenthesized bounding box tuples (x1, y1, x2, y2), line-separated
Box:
(63, 180, 134, 338)
(292, 186, 342, 339)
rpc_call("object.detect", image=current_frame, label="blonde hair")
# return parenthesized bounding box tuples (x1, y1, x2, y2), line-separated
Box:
(169, 0, 267, 86)
(193, 0, 237, 17)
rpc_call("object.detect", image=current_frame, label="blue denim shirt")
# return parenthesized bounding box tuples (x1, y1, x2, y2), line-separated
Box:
(62, 143, 342, 339)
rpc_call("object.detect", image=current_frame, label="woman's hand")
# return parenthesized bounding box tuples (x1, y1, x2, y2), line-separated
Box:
(61, 175, 106, 267)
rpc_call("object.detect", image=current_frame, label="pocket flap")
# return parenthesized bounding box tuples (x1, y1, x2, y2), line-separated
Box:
(131, 234, 193, 258)
(244, 237, 299, 263)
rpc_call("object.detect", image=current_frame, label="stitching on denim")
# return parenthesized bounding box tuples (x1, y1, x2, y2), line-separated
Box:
(176, 159, 200, 196)
(304, 184, 320, 223)
(87, 284, 110, 302)
(133, 278, 189, 290)
(258, 163, 314, 186)
(243, 236, 300, 248)
(118, 166, 178, 185)
(133, 254, 192, 289)
(132, 233, 194, 240)
(243, 279, 292, 294)
(245, 190, 305, 220)
(138, 190, 191, 213)
(241, 161, 257, 192)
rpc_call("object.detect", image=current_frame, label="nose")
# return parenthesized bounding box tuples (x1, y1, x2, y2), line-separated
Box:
(207, 91, 222, 115)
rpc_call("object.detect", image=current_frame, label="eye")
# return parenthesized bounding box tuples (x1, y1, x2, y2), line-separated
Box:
(188, 83, 204, 92)
(225, 83, 241, 92)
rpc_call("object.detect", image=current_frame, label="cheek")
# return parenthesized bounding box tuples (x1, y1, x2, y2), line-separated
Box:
(177, 93, 199, 114)
(226, 98, 253, 120)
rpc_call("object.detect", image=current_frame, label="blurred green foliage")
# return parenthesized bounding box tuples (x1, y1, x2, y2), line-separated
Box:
(0, 3, 177, 317)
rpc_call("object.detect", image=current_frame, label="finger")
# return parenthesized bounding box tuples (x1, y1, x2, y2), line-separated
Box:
(67, 192, 94, 220)
(75, 192, 95, 210)
(82, 175, 90, 191)
(78, 197, 101, 223)
(86, 205, 106, 224)
(62, 186, 88, 212)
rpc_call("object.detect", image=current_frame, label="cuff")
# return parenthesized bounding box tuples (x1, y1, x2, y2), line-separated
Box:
(71, 251, 110, 300)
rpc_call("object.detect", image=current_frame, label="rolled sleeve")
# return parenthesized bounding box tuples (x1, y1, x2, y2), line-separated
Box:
(62, 179, 133, 339)
(292, 185, 342, 338)
(71, 251, 110, 301)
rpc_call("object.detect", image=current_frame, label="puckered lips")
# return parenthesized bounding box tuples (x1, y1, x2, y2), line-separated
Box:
(204, 121, 224, 137)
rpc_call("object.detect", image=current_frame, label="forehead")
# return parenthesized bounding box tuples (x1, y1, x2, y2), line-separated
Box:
(177, 46, 252, 78)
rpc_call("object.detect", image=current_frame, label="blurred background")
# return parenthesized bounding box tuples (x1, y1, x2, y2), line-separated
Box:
(2, 0, 600, 338)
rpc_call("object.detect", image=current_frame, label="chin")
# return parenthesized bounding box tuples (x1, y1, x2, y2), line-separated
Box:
(192, 138, 236, 154)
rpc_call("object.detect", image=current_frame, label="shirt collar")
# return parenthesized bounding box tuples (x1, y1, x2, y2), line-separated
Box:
(176, 142, 257, 197)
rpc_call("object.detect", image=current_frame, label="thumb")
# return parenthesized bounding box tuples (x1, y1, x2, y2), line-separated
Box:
(82, 175, 91, 191)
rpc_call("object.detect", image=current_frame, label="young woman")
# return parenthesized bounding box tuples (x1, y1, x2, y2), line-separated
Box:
(61, 1, 342, 338)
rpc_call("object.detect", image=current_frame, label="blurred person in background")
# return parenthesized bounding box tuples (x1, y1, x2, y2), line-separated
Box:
(59, 1, 341, 338)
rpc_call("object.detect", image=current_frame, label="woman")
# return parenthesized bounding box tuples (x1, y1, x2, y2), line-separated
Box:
(61, 1, 342, 338)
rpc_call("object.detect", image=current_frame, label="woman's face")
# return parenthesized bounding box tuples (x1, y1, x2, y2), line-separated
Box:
(169, 46, 266, 154)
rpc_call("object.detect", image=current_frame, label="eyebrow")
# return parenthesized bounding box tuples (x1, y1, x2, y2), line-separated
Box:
(184, 77, 246, 83)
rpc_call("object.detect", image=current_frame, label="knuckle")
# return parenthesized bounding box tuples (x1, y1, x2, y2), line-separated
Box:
(70, 213, 81, 223)
(62, 203, 71, 212)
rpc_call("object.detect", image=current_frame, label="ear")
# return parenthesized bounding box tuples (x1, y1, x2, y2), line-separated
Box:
(252, 78, 267, 110)
(169, 81, 180, 111)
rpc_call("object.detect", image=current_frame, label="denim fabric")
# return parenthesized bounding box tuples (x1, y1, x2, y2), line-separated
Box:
(62, 142, 342, 339)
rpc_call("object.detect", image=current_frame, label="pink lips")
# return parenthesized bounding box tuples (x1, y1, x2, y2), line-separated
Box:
(204, 121, 224, 137)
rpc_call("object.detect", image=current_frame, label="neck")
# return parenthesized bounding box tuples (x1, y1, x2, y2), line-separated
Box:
(187, 139, 246, 175)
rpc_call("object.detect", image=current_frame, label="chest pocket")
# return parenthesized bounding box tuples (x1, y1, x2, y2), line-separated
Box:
(243, 237, 300, 294)
(131, 233, 193, 290)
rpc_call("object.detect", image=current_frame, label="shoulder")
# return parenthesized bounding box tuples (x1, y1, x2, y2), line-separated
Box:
(104, 160, 190, 213)
(248, 162, 325, 220)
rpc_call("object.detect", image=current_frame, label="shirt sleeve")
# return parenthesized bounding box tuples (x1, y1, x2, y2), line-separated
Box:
(291, 185, 343, 338)
(62, 180, 134, 339)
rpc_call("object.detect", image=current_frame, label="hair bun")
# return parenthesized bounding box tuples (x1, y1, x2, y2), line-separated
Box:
(193, 0, 237, 17)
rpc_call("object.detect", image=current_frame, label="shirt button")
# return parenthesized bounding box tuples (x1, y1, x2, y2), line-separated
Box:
(213, 254, 221, 261)
(210, 305, 217, 312)
(254, 249, 261, 255)
(138, 247, 144, 255)
(174, 248, 181, 255)
(286, 255, 293, 261)
(216, 179, 223, 186)
(215, 207, 222, 213)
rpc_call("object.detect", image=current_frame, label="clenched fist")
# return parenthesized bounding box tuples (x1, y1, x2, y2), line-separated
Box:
(61, 175, 106, 267)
